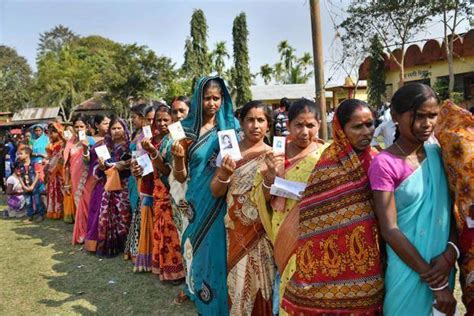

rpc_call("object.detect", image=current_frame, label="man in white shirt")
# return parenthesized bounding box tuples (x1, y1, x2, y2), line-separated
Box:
(371, 118, 396, 150)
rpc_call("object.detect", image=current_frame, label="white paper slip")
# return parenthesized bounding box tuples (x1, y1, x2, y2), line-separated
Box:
(273, 136, 286, 155)
(466, 216, 474, 229)
(168, 121, 186, 141)
(215, 152, 223, 167)
(218, 129, 242, 161)
(143, 125, 153, 139)
(132, 151, 139, 159)
(269, 177, 307, 200)
(136, 153, 154, 176)
(63, 130, 72, 140)
(78, 130, 86, 141)
(94, 145, 111, 161)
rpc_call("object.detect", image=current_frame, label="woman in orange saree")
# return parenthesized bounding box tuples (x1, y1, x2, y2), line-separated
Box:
(45, 122, 65, 219)
(435, 100, 474, 314)
(211, 100, 275, 315)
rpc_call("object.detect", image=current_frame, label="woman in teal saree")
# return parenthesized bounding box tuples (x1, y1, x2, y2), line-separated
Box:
(369, 83, 456, 315)
(171, 76, 238, 315)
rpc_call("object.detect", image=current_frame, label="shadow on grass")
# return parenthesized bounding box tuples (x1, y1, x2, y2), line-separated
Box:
(6, 217, 196, 315)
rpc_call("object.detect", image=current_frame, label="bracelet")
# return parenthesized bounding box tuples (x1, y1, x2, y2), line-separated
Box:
(217, 176, 231, 184)
(63, 185, 71, 189)
(429, 282, 449, 291)
(262, 180, 272, 189)
(174, 166, 186, 173)
(82, 150, 90, 157)
(447, 241, 460, 259)
(150, 150, 159, 160)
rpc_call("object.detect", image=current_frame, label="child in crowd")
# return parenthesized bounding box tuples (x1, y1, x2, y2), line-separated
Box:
(4, 163, 26, 218)
(16, 146, 46, 222)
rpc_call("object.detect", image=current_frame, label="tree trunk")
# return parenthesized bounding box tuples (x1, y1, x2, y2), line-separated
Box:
(397, 53, 405, 88)
(444, 2, 458, 94)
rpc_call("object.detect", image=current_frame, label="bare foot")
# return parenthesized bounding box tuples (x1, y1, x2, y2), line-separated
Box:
(173, 290, 189, 305)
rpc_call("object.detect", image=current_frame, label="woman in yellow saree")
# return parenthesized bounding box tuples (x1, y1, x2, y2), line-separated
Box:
(251, 98, 328, 314)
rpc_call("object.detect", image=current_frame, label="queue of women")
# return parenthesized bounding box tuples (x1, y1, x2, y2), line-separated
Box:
(7, 75, 473, 316)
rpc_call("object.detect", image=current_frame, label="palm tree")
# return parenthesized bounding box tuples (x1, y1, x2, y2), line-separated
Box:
(259, 64, 273, 84)
(211, 41, 229, 76)
(298, 52, 313, 77)
(277, 40, 296, 74)
(287, 64, 311, 84)
(273, 62, 285, 84)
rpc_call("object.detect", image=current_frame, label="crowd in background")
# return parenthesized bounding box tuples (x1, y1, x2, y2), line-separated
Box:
(1, 76, 473, 316)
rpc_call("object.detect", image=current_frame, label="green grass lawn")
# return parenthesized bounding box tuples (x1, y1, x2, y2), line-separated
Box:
(0, 197, 195, 315)
(0, 195, 467, 315)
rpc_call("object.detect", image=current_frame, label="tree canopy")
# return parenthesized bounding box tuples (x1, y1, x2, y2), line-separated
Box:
(0, 46, 33, 112)
(232, 12, 252, 108)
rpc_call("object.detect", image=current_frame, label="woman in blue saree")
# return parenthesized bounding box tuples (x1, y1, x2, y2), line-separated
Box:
(369, 83, 457, 316)
(30, 124, 49, 165)
(124, 103, 147, 262)
(171, 76, 238, 315)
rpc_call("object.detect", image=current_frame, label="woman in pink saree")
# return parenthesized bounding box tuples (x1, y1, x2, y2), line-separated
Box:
(64, 114, 97, 245)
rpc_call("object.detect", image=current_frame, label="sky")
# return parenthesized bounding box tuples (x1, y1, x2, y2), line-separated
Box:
(1, 0, 470, 86)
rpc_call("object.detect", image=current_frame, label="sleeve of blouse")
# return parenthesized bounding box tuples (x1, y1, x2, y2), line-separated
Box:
(368, 154, 396, 192)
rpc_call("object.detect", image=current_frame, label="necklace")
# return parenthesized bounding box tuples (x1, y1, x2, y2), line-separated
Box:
(394, 141, 422, 165)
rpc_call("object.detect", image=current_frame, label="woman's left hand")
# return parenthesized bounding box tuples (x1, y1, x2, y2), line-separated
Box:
(421, 248, 456, 287)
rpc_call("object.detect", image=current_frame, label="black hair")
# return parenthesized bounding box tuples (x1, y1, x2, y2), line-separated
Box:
(470, 106, 474, 115)
(203, 79, 223, 95)
(280, 97, 291, 112)
(130, 103, 148, 117)
(288, 98, 321, 122)
(12, 161, 21, 170)
(108, 115, 122, 132)
(72, 114, 89, 125)
(336, 99, 371, 128)
(234, 108, 241, 119)
(156, 104, 171, 115)
(239, 100, 273, 125)
(145, 105, 157, 116)
(391, 83, 439, 141)
(93, 114, 108, 130)
(171, 96, 191, 108)
(47, 123, 58, 133)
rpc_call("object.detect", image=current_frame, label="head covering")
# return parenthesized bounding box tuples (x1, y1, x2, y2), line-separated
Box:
(47, 122, 65, 142)
(181, 76, 237, 141)
(30, 123, 49, 159)
(46, 122, 65, 155)
(105, 117, 131, 150)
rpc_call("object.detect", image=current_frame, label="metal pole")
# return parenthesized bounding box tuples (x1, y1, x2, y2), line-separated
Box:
(310, 0, 328, 141)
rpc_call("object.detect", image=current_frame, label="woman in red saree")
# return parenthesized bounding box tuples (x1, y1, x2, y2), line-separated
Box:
(45, 122, 65, 219)
(139, 104, 185, 281)
(282, 99, 384, 315)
